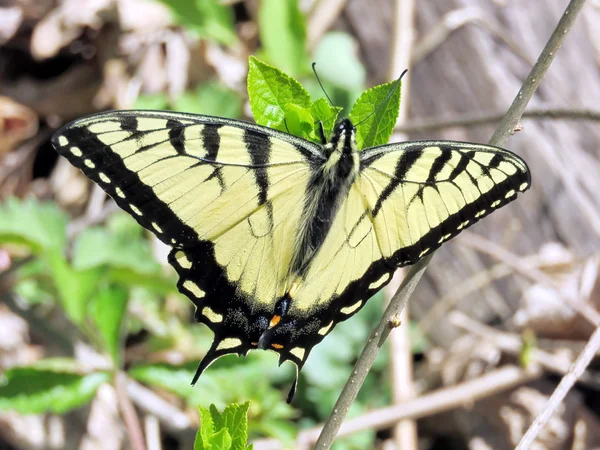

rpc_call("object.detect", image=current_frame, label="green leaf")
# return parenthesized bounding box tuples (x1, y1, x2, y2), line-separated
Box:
(258, 0, 308, 76)
(248, 56, 311, 132)
(128, 360, 295, 433)
(46, 251, 104, 325)
(195, 403, 249, 450)
(106, 212, 145, 239)
(14, 259, 55, 305)
(196, 406, 216, 450)
(24, 358, 85, 372)
(519, 329, 537, 367)
(14, 278, 53, 305)
(311, 98, 342, 140)
(0, 367, 110, 414)
(134, 93, 169, 110)
(211, 428, 233, 450)
(284, 104, 315, 141)
(128, 363, 225, 408)
(217, 403, 250, 450)
(313, 32, 366, 93)
(91, 286, 129, 366)
(0, 198, 67, 253)
(174, 82, 242, 119)
(156, 0, 236, 45)
(72, 226, 159, 275)
(108, 267, 175, 295)
(349, 79, 402, 149)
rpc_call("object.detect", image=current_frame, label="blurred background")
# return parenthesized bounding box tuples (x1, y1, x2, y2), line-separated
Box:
(1, 0, 600, 449)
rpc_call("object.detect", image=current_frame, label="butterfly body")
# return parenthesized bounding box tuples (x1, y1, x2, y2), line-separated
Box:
(53, 110, 530, 401)
(292, 118, 359, 275)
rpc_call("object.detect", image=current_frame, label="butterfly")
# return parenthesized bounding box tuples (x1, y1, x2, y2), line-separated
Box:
(52, 110, 530, 401)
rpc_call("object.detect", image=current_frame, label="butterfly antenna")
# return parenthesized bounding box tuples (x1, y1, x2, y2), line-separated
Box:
(312, 62, 334, 106)
(355, 69, 408, 128)
(283, 117, 291, 134)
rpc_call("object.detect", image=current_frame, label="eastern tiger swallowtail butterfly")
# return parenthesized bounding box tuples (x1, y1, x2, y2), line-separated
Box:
(52, 110, 530, 401)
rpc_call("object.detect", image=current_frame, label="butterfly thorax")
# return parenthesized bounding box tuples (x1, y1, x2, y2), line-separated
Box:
(289, 119, 360, 278)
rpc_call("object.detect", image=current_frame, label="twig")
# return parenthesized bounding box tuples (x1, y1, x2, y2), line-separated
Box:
(126, 378, 191, 431)
(307, 0, 348, 49)
(411, 7, 533, 66)
(419, 255, 545, 333)
(115, 372, 147, 450)
(302, 365, 541, 445)
(489, 0, 587, 146)
(448, 311, 600, 390)
(457, 231, 600, 326)
(393, 108, 600, 134)
(67, 200, 119, 238)
(515, 323, 600, 449)
(420, 258, 522, 332)
(1, 292, 74, 354)
(313, 255, 431, 449)
(144, 415, 162, 450)
(312, 0, 586, 446)
(386, 0, 418, 447)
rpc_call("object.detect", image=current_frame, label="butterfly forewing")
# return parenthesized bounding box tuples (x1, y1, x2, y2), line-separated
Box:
(53, 110, 322, 372)
(358, 141, 530, 264)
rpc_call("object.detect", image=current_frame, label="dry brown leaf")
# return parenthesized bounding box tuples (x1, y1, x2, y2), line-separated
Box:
(50, 158, 90, 209)
(0, 96, 38, 155)
(515, 243, 600, 340)
(30, 0, 115, 60)
(116, 0, 171, 32)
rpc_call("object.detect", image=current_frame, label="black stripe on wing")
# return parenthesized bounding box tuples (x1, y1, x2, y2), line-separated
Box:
(360, 141, 531, 265)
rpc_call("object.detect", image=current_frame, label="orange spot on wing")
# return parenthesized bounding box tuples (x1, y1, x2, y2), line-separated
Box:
(271, 343, 284, 350)
(269, 315, 281, 327)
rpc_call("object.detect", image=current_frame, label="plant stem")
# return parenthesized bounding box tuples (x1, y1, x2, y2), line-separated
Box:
(515, 323, 600, 449)
(312, 0, 588, 448)
(394, 108, 600, 134)
(115, 372, 147, 450)
(489, 0, 588, 146)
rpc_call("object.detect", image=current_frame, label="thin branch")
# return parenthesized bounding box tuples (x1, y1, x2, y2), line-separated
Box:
(312, 0, 587, 447)
(386, 0, 418, 448)
(411, 7, 533, 67)
(457, 231, 600, 327)
(302, 365, 541, 445)
(115, 372, 147, 450)
(515, 323, 600, 449)
(126, 378, 191, 431)
(489, 0, 587, 146)
(449, 311, 600, 390)
(259, 365, 541, 449)
(144, 415, 162, 450)
(419, 256, 539, 333)
(2, 292, 74, 354)
(307, 0, 348, 49)
(394, 108, 600, 134)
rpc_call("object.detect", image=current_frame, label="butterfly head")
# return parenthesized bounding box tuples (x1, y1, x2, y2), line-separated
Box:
(329, 118, 357, 156)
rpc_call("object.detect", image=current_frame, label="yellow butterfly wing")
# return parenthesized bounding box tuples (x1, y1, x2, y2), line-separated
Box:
(52, 110, 323, 375)
(265, 140, 530, 370)
(54, 111, 530, 402)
